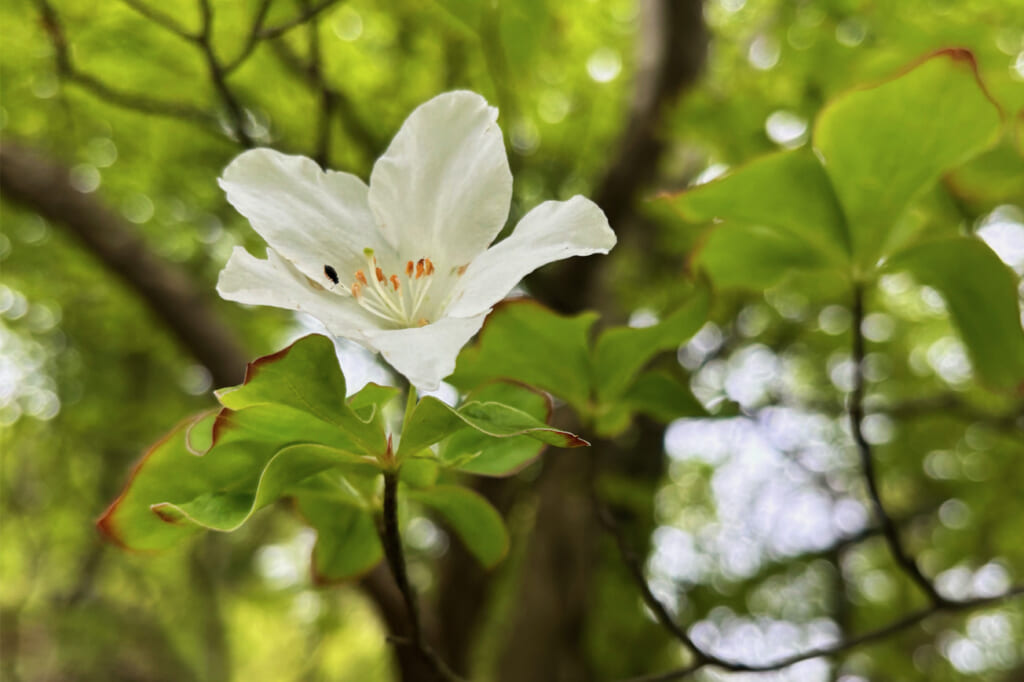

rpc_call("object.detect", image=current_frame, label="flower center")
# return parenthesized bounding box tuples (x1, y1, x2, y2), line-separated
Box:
(326, 248, 438, 327)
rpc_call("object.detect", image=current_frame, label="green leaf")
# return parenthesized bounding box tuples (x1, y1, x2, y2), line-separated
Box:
(396, 394, 587, 460)
(693, 222, 836, 289)
(884, 236, 1024, 391)
(399, 458, 440, 488)
(451, 301, 597, 411)
(98, 414, 213, 550)
(150, 442, 375, 532)
(297, 496, 383, 583)
(666, 149, 849, 261)
(347, 382, 401, 415)
(438, 382, 551, 476)
(99, 405, 382, 548)
(814, 50, 1002, 269)
(592, 289, 709, 401)
(216, 335, 387, 455)
(621, 370, 708, 424)
(407, 485, 509, 568)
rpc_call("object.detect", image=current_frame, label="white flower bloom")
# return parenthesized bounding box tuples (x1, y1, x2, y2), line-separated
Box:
(217, 91, 616, 390)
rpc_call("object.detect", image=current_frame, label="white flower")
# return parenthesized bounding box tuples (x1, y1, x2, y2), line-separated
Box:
(217, 91, 616, 391)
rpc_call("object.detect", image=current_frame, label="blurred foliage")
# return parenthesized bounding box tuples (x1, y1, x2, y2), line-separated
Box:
(2, 0, 1024, 681)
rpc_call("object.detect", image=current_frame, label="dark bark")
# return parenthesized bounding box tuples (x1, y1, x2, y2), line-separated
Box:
(0, 139, 248, 387)
(492, 2, 708, 679)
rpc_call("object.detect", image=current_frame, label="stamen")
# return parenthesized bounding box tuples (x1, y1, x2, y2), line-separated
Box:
(351, 282, 362, 297)
(390, 274, 400, 291)
(355, 270, 367, 285)
(406, 260, 414, 276)
(415, 259, 425, 278)
(424, 258, 435, 275)
(375, 267, 385, 283)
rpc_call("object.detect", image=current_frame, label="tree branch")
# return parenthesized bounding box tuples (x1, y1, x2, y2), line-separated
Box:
(0, 139, 247, 388)
(850, 285, 946, 606)
(196, 0, 254, 147)
(34, 0, 217, 129)
(378, 471, 464, 682)
(623, 586, 1024, 681)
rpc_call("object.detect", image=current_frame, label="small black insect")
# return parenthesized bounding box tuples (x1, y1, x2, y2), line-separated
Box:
(324, 264, 339, 285)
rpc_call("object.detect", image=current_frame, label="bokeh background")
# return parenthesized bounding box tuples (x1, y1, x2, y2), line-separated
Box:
(2, 0, 1023, 680)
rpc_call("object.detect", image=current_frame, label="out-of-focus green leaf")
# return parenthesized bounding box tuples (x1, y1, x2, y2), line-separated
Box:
(884, 236, 1024, 391)
(297, 496, 383, 583)
(396, 394, 587, 460)
(693, 222, 836, 289)
(399, 458, 440, 488)
(666, 149, 849, 261)
(451, 301, 597, 411)
(439, 382, 551, 476)
(814, 50, 1002, 269)
(946, 140, 1024, 209)
(407, 485, 509, 568)
(592, 289, 709, 401)
(621, 370, 708, 424)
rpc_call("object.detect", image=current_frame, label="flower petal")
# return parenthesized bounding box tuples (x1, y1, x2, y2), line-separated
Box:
(220, 148, 388, 284)
(364, 313, 489, 392)
(217, 246, 380, 342)
(368, 91, 513, 266)
(445, 196, 616, 317)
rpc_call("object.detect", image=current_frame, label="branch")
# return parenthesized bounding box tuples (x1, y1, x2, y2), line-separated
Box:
(256, 0, 344, 40)
(532, 0, 708, 314)
(623, 586, 1024, 681)
(595, 501, 705, 663)
(268, 39, 383, 164)
(196, 0, 254, 147)
(0, 139, 247, 388)
(118, 0, 195, 41)
(850, 286, 946, 606)
(378, 471, 464, 682)
(222, 0, 274, 74)
(34, 0, 217, 129)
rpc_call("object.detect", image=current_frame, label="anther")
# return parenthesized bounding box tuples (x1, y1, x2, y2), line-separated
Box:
(351, 282, 363, 297)
(417, 318, 429, 327)
(390, 274, 400, 291)
(355, 270, 367, 285)
(406, 261, 414, 277)
(415, 259, 425, 278)
(424, 258, 435, 275)
(375, 267, 385, 283)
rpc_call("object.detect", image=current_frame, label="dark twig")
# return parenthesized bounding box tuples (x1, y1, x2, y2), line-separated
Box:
(622, 586, 1024, 681)
(302, 0, 335, 167)
(378, 471, 465, 682)
(196, 0, 254, 147)
(850, 286, 946, 606)
(257, 0, 344, 40)
(595, 502, 706, 663)
(222, 0, 274, 74)
(34, 0, 216, 128)
(117, 0, 195, 40)
(268, 39, 383, 163)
